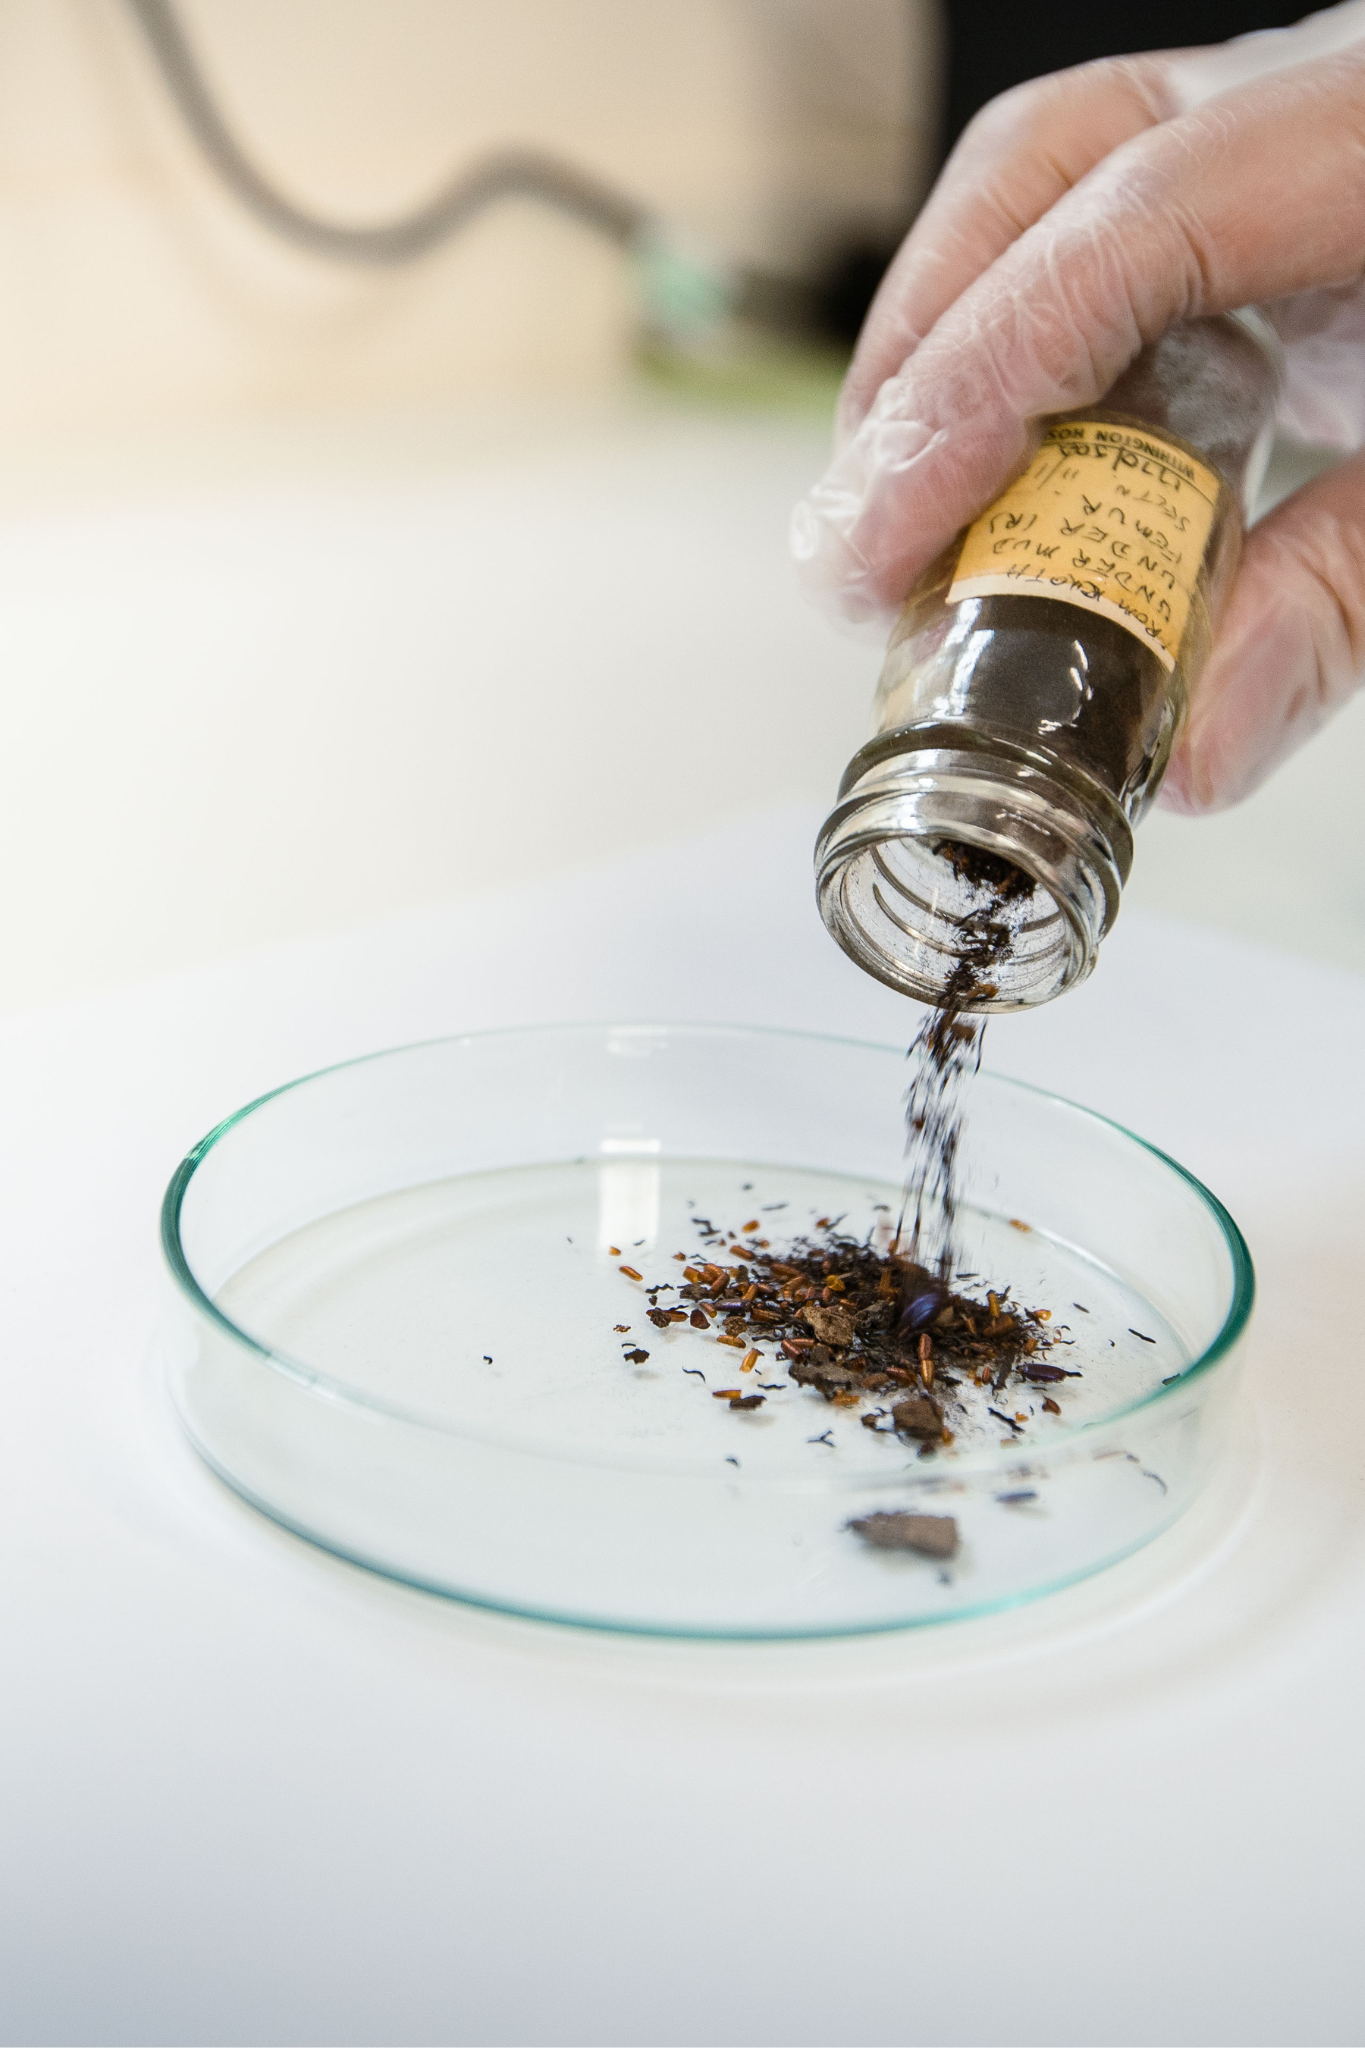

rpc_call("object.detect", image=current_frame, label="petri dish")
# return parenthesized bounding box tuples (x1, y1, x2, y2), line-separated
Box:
(160, 1023, 1253, 1637)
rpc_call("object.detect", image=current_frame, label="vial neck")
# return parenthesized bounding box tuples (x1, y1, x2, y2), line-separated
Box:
(815, 733, 1130, 1010)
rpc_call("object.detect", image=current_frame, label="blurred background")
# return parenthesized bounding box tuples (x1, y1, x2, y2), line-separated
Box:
(0, 0, 1354, 1013)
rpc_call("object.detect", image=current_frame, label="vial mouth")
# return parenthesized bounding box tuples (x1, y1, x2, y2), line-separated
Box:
(814, 746, 1128, 1011)
(821, 833, 1071, 1008)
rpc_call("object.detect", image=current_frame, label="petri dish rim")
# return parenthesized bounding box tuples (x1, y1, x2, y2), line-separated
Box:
(160, 1019, 1255, 1480)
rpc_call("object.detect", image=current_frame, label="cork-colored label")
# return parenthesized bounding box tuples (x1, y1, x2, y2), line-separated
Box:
(947, 420, 1222, 669)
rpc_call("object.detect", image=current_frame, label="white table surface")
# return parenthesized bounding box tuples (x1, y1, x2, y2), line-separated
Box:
(2, 800, 1362, 2047)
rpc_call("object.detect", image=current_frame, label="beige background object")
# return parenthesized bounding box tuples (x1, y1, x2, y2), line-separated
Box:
(0, 0, 940, 436)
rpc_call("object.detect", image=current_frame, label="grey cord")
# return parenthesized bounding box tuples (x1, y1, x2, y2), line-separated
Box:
(123, 0, 654, 265)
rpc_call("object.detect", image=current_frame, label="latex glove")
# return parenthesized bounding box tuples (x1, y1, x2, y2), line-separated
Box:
(792, 2, 1365, 813)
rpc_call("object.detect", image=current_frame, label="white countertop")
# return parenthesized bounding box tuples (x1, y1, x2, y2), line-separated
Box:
(2, 800, 1361, 2046)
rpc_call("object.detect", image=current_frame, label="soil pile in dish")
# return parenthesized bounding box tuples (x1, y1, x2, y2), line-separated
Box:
(615, 1211, 1069, 1450)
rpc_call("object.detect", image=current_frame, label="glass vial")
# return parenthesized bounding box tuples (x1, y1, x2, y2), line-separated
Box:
(815, 310, 1283, 1010)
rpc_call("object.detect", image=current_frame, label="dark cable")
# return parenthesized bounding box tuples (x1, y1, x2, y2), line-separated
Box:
(123, 0, 653, 266)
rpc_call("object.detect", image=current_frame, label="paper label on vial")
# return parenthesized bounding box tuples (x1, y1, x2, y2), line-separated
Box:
(947, 421, 1222, 670)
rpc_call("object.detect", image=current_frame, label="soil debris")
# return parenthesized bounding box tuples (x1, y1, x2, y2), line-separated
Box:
(846, 1510, 959, 1558)
(890, 1392, 944, 1441)
(611, 1210, 1063, 1443)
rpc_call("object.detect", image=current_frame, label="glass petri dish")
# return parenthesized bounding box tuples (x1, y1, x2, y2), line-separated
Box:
(160, 1023, 1253, 1637)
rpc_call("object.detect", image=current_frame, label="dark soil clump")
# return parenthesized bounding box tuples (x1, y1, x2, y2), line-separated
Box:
(846, 1510, 959, 1558)
(934, 838, 1035, 902)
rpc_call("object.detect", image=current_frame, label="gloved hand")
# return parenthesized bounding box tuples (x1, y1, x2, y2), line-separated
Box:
(792, 1, 1365, 813)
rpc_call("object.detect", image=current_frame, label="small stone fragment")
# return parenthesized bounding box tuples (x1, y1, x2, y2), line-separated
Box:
(891, 1393, 943, 1440)
(802, 1304, 856, 1347)
(847, 1511, 959, 1558)
(789, 1354, 864, 1397)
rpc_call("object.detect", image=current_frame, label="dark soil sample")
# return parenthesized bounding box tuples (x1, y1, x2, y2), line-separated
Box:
(890, 1392, 944, 1439)
(845, 1510, 959, 1558)
(934, 838, 1034, 902)
(928, 594, 1176, 813)
(614, 1215, 1061, 1450)
(898, 874, 1023, 1276)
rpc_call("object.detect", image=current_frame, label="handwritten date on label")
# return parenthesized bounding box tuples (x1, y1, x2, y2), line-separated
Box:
(948, 421, 1222, 669)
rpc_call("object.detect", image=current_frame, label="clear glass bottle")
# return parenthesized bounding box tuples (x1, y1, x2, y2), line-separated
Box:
(815, 310, 1283, 1010)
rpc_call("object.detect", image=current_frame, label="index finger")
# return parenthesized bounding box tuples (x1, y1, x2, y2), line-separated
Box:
(837, 55, 1171, 444)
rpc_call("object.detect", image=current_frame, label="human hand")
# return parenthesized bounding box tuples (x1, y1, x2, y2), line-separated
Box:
(792, 3, 1365, 812)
